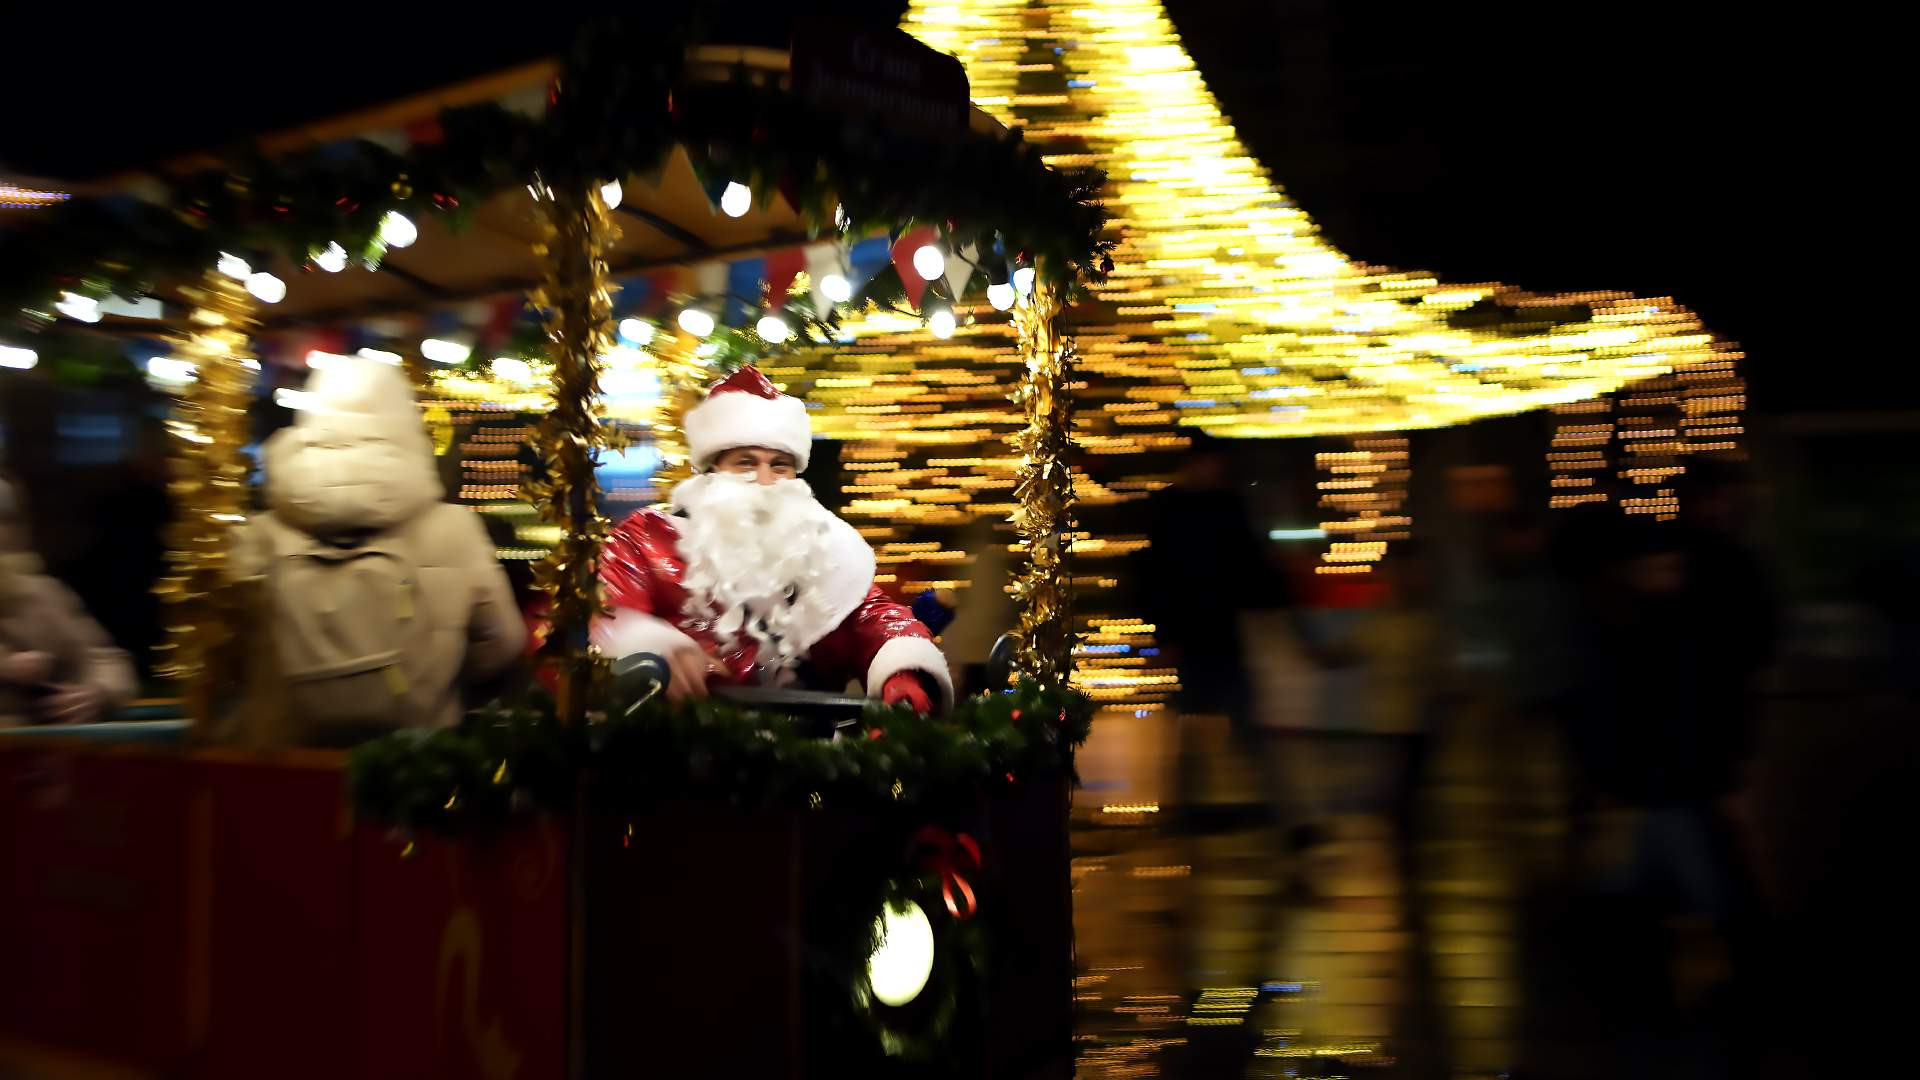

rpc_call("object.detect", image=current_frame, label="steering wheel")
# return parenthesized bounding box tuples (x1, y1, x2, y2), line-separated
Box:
(985, 633, 1017, 693)
(710, 685, 870, 714)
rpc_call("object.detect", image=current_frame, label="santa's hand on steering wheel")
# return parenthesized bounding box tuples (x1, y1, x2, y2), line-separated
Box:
(880, 672, 935, 715)
(659, 641, 726, 704)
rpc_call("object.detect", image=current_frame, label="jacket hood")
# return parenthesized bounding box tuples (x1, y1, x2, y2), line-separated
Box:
(262, 357, 444, 536)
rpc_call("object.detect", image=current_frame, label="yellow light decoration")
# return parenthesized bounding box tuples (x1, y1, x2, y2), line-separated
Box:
(1315, 436, 1409, 575)
(0, 182, 70, 210)
(898, 0, 1734, 437)
(1545, 347, 1745, 516)
(152, 269, 258, 715)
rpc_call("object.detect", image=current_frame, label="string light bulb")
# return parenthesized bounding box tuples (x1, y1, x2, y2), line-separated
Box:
(820, 273, 853, 303)
(927, 308, 957, 339)
(599, 179, 623, 210)
(491, 357, 537, 386)
(54, 292, 101, 322)
(866, 900, 935, 1007)
(311, 242, 348, 273)
(420, 338, 472, 365)
(216, 252, 252, 281)
(244, 272, 287, 304)
(913, 244, 945, 282)
(617, 318, 654, 346)
(378, 210, 417, 249)
(719, 181, 752, 218)
(145, 356, 196, 385)
(756, 314, 792, 344)
(677, 307, 716, 338)
(1011, 265, 1036, 297)
(0, 345, 38, 370)
(986, 281, 1015, 310)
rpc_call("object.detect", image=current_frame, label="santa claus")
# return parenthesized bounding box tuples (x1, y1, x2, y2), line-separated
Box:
(591, 367, 953, 715)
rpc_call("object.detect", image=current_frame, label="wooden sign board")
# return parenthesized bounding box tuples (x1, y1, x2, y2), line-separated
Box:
(791, 21, 971, 136)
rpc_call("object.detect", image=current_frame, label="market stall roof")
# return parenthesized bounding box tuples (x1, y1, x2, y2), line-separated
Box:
(48, 47, 1014, 330)
(4, 31, 1105, 338)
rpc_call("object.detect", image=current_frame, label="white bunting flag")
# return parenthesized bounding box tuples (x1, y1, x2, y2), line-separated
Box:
(804, 241, 846, 318)
(694, 259, 729, 300)
(944, 242, 979, 304)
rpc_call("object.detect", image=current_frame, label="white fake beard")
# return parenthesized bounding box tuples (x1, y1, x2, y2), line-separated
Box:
(671, 471, 843, 668)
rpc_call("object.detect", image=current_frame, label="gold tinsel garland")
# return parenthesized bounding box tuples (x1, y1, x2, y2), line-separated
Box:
(151, 270, 258, 712)
(526, 181, 623, 725)
(647, 327, 708, 507)
(1007, 276, 1078, 685)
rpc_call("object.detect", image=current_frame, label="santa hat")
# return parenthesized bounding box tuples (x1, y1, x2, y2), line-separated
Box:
(293, 355, 433, 454)
(684, 366, 812, 472)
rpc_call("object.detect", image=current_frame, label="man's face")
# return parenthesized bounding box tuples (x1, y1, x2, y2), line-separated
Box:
(711, 446, 798, 486)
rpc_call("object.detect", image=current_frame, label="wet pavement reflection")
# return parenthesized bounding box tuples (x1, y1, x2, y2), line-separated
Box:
(1067, 707, 1688, 1079)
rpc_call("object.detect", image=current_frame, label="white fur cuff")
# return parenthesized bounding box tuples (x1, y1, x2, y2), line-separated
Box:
(592, 609, 696, 660)
(865, 635, 956, 715)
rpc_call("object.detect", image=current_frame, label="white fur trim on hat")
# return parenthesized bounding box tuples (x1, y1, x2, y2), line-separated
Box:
(684, 388, 812, 472)
(865, 635, 956, 716)
(592, 608, 697, 660)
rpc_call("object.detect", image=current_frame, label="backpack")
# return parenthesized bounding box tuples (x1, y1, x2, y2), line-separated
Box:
(262, 518, 431, 736)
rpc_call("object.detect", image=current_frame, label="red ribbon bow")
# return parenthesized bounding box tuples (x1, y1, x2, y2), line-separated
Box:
(909, 826, 982, 921)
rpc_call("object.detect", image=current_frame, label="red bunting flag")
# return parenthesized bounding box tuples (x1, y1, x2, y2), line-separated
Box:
(403, 118, 444, 145)
(763, 247, 808, 311)
(890, 225, 938, 309)
(648, 267, 687, 313)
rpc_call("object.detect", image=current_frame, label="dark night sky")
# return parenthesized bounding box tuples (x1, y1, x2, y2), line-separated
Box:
(0, 1, 1879, 410)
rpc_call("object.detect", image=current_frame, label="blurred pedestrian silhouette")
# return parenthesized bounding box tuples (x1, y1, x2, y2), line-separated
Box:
(1560, 493, 1774, 1075)
(1137, 433, 1310, 828)
(1, 476, 137, 726)
(1347, 540, 1444, 843)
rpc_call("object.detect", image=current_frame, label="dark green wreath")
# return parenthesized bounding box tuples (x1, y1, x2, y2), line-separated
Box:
(0, 18, 1110, 326)
(348, 678, 1091, 834)
(810, 865, 989, 1072)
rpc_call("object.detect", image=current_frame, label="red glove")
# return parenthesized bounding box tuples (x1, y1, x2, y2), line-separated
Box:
(881, 672, 934, 715)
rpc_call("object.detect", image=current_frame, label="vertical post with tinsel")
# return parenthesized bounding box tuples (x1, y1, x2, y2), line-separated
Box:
(526, 182, 622, 726)
(400, 345, 435, 404)
(1007, 275, 1078, 685)
(647, 327, 708, 508)
(151, 270, 258, 719)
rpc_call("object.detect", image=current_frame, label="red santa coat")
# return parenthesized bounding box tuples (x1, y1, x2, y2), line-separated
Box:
(592, 508, 954, 711)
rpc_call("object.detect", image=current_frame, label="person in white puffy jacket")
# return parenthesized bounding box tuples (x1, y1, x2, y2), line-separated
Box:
(224, 356, 524, 746)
